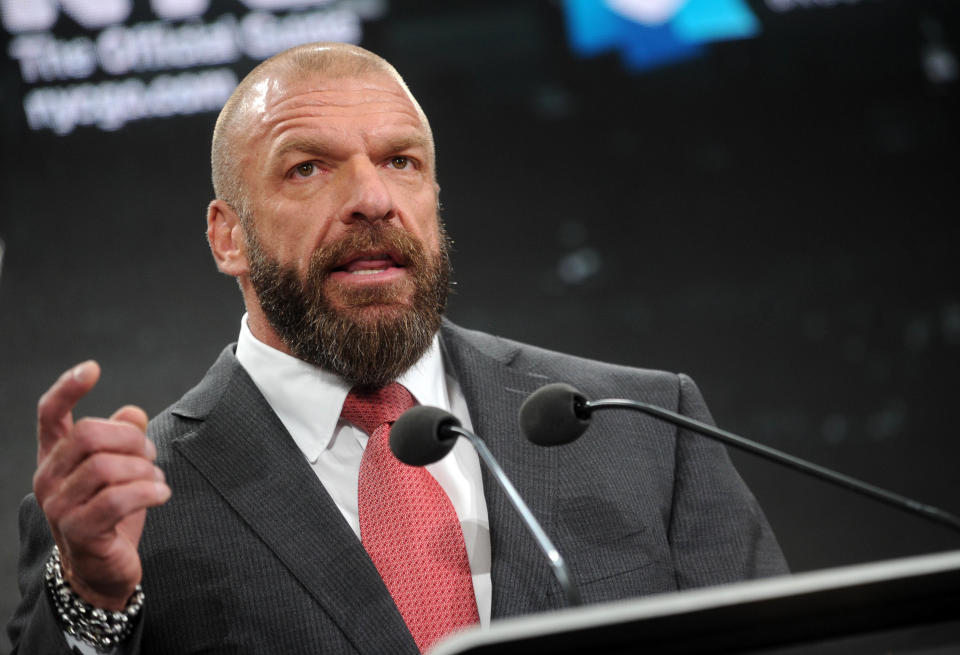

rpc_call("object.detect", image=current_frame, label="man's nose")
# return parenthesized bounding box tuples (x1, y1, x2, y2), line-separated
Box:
(340, 157, 395, 225)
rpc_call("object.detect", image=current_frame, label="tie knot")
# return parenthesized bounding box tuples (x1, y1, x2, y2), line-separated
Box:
(341, 383, 416, 435)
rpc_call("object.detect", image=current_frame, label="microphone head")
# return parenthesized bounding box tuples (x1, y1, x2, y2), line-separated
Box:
(390, 405, 462, 466)
(519, 383, 591, 446)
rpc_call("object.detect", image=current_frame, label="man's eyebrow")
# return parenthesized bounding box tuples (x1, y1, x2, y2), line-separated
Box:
(381, 134, 431, 154)
(271, 136, 337, 161)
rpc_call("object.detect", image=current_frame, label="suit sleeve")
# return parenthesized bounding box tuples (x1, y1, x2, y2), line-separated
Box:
(6, 495, 144, 655)
(666, 375, 789, 588)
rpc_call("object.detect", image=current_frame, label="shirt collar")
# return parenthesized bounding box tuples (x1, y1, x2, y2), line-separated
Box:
(235, 314, 449, 463)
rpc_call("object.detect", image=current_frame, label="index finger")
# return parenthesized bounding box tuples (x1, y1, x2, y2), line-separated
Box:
(37, 360, 101, 452)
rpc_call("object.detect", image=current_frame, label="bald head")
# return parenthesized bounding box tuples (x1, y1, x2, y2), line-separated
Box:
(211, 42, 434, 220)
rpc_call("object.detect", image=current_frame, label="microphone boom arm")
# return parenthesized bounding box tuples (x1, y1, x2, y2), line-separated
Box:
(584, 398, 960, 534)
(446, 424, 583, 607)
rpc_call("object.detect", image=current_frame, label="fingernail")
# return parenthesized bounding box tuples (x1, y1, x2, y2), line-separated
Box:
(144, 439, 157, 459)
(72, 361, 93, 383)
(153, 466, 165, 483)
(156, 482, 171, 500)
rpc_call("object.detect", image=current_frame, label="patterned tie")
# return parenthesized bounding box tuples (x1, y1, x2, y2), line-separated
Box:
(342, 383, 479, 653)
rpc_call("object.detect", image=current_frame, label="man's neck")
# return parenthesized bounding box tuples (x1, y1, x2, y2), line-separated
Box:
(244, 306, 294, 356)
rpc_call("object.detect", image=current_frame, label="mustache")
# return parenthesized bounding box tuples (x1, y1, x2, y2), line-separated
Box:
(307, 223, 426, 280)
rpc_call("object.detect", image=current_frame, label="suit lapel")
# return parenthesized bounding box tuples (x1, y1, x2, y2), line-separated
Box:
(440, 323, 567, 619)
(170, 349, 417, 654)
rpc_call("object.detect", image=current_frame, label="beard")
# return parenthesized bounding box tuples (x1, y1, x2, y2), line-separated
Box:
(245, 220, 451, 390)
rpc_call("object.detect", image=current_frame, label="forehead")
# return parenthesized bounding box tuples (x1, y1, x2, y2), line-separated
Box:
(244, 71, 430, 155)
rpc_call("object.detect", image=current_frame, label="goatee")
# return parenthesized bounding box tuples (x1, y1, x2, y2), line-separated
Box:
(246, 221, 451, 389)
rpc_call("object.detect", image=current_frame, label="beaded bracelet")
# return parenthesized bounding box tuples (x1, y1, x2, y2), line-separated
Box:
(45, 546, 144, 653)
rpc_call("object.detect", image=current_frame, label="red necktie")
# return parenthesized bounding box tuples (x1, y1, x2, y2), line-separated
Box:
(342, 384, 479, 653)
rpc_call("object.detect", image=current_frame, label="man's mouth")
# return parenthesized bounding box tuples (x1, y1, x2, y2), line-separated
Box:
(331, 252, 406, 277)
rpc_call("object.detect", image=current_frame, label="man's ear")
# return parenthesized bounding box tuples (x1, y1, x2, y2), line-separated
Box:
(207, 199, 249, 277)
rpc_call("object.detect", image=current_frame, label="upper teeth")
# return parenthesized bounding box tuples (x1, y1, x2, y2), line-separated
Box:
(350, 268, 387, 275)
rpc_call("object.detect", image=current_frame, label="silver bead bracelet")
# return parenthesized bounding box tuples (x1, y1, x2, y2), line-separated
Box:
(45, 545, 144, 653)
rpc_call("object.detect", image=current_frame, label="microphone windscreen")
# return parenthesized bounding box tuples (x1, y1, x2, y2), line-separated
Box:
(391, 405, 461, 466)
(519, 383, 591, 446)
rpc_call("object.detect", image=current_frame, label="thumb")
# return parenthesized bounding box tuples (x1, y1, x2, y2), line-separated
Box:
(109, 405, 149, 433)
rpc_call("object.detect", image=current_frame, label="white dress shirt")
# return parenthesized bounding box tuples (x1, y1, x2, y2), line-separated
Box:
(235, 316, 493, 626)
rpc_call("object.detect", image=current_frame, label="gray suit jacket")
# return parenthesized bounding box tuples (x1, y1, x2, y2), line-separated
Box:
(9, 321, 787, 654)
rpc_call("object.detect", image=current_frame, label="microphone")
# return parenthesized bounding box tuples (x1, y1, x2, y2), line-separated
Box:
(391, 406, 582, 607)
(519, 383, 960, 534)
(519, 383, 591, 447)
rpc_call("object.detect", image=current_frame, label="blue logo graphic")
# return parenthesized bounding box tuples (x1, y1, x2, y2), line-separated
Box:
(564, 0, 760, 72)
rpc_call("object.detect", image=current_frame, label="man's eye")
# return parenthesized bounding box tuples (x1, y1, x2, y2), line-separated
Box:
(388, 156, 410, 170)
(294, 162, 316, 177)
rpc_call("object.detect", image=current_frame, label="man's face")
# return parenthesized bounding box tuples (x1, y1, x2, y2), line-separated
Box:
(233, 71, 450, 387)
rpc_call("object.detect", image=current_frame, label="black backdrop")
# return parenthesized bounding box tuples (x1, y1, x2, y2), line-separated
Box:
(2, 1, 959, 650)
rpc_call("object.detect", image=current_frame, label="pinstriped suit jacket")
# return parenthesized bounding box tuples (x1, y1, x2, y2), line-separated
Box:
(9, 320, 787, 654)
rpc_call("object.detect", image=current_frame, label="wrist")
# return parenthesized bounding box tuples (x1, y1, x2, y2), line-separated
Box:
(55, 546, 136, 611)
(65, 577, 135, 613)
(45, 545, 144, 652)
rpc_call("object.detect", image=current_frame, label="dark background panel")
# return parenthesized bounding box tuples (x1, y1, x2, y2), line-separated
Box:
(2, 0, 959, 651)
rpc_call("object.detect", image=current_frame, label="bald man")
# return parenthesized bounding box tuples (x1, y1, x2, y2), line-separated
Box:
(9, 43, 787, 655)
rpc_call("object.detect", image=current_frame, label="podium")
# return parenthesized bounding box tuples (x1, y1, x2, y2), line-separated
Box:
(431, 550, 960, 654)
